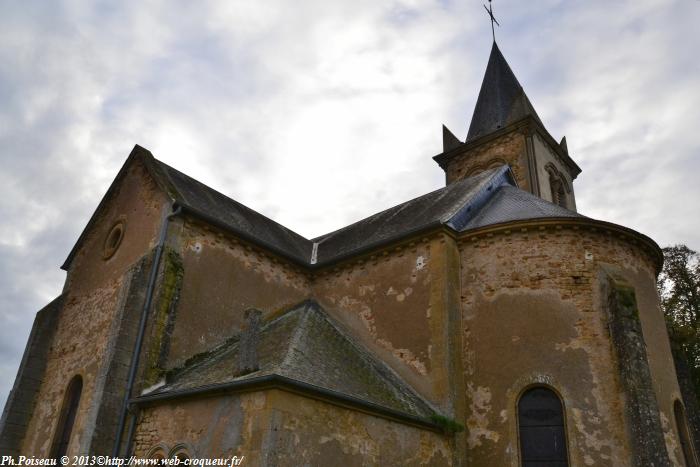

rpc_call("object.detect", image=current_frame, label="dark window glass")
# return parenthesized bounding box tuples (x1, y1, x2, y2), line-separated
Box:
(518, 387, 569, 467)
(51, 376, 83, 459)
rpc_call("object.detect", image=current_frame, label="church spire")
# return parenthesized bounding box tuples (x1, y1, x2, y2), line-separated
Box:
(434, 41, 581, 209)
(466, 42, 542, 142)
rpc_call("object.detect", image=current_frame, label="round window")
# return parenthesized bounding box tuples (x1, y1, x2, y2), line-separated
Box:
(103, 221, 125, 259)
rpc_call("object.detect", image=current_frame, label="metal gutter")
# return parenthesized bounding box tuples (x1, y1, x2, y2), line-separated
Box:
(111, 203, 182, 457)
(130, 374, 444, 434)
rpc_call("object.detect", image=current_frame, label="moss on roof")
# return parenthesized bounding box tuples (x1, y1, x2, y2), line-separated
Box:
(152, 300, 435, 419)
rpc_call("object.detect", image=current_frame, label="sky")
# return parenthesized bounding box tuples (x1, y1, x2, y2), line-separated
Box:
(1, 0, 699, 411)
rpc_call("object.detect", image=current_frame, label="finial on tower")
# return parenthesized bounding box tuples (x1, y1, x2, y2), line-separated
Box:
(483, 0, 500, 43)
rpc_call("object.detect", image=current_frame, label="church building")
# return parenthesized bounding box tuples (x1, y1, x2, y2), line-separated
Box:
(2, 41, 698, 466)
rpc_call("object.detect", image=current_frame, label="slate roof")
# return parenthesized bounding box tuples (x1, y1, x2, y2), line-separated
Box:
(463, 185, 585, 231)
(147, 157, 313, 263)
(148, 301, 435, 419)
(310, 166, 510, 264)
(149, 154, 515, 265)
(61, 145, 585, 270)
(466, 42, 543, 142)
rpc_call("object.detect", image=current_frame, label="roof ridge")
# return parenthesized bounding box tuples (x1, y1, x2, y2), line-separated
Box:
(151, 300, 438, 418)
(151, 158, 312, 244)
(164, 300, 314, 382)
(311, 170, 496, 244)
(278, 303, 313, 373)
(441, 166, 510, 224)
(310, 184, 452, 243)
(307, 303, 437, 415)
(165, 333, 241, 383)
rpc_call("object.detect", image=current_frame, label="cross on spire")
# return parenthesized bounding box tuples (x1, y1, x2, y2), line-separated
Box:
(483, 0, 500, 43)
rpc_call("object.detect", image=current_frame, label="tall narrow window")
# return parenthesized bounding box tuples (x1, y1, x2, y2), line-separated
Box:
(674, 400, 699, 467)
(550, 177, 567, 208)
(518, 386, 569, 467)
(50, 376, 83, 459)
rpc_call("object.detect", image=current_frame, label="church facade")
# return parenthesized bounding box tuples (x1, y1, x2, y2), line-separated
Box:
(2, 42, 698, 466)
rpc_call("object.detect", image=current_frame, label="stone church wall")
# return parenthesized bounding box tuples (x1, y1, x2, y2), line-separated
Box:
(444, 130, 529, 189)
(133, 389, 452, 466)
(312, 235, 461, 412)
(64, 159, 168, 295)
(20, 159, 168, 455)
(163, 221, 311, 369)
(0, 297, 63, 456)
(458, 225, 684, 466)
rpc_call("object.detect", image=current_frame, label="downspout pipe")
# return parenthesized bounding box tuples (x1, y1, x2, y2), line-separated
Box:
(111, 202, 182, 457)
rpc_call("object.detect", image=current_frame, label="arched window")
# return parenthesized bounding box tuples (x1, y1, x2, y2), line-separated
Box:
(170, 444, 191, 461)
(518, 386, 569, 467)
(50, 376, 83, 458)
(146, 445, 167, 465)
(674, 400, 699, 467)
(151, 453, 166, 465)
(545, 163, 570, 209)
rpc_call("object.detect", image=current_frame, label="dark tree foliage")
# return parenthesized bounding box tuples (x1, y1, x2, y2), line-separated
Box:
(658, 245, 700, 392)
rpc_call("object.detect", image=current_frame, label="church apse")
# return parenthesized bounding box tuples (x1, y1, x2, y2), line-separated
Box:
(457, 223, 681, 466)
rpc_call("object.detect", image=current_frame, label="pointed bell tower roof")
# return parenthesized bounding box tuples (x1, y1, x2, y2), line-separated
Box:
(466, 42, 542, 142)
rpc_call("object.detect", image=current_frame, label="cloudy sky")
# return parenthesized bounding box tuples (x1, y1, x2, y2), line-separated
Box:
(1, 0, 699, 410)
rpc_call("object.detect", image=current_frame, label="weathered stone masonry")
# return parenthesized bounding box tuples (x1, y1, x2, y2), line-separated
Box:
(602, 273, 671, 466)
(457, 223, 683, 466)
(0, 297, 63, 456)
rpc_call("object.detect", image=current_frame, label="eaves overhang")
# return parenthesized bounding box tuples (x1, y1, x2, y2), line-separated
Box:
(155, 168, 517, 272)
(177, 209, 450, 272)
(175, 203, 311, 267)
(130, 374, 446, 434)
